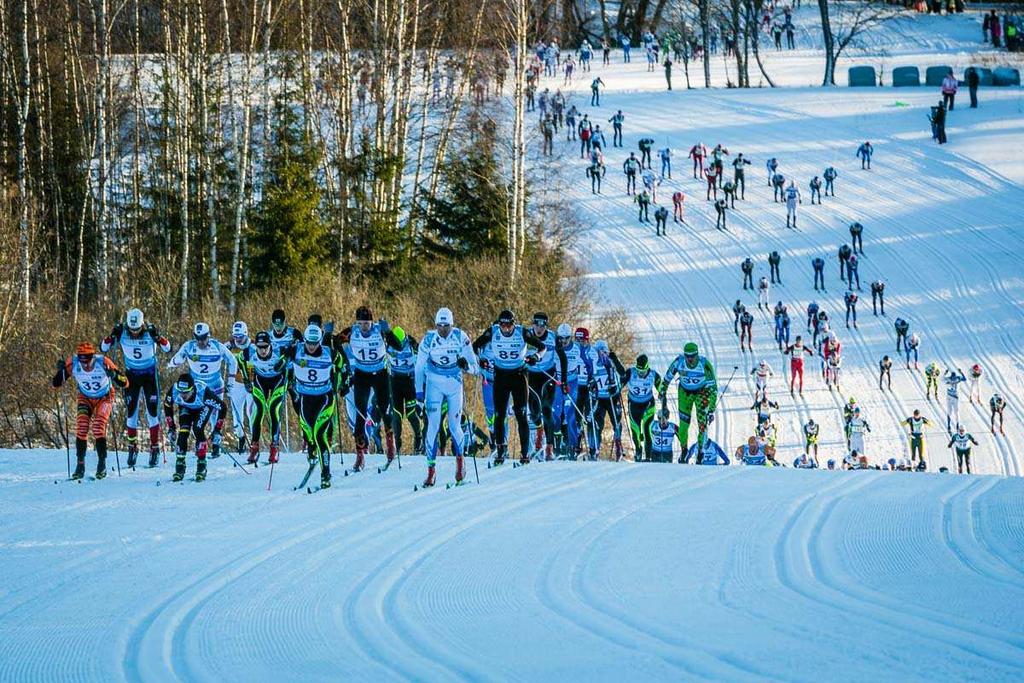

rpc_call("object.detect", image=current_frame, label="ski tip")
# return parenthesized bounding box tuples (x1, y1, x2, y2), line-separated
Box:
(306, 486, 312, 494)
(377, 467, 381, 474)
(446, 483, 451, 490)
(344, 470, 349, 477)
(413, 484, 419, 492)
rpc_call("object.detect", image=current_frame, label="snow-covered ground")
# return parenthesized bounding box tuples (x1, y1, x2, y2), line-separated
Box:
(1, 451, 1023, 681)
(2, 11, 1024, 682)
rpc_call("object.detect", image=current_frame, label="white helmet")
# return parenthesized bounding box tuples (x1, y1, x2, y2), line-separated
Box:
(435, 307, 454, 326)
(594, 340, 609, 353)
(303, 324, 323, 344)
(759, 358, 768, 367)
(232, 321, 249, 339)
(126, 308, 144, 331)
(557, 323, 572, 338)
(193, 322, 211, 340)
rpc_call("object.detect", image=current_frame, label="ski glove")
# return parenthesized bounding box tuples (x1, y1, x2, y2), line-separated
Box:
(525, 354, 540, 366)
(415, 391, 425, 403)
(708, 413, 715, 424)
(214, 418, 224, 434)
(457, 357, 469, 371)
(111, 323, 124, 339)
(146, 322, 160, 338)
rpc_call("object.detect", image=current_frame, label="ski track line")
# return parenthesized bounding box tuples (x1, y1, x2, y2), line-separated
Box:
(534, 467, 765, 681)
(181, 464, 545, 682)
(972, 478, 1024, 582)
(374, 466, 627, 682)
(333, 466, 616, 683)
(806, 475, 1024, 669)
(123, 464, 493, 683)
(940, 476, 1024, 589)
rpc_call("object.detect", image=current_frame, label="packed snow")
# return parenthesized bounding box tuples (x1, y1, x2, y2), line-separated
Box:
(2, 9, 1024, 682)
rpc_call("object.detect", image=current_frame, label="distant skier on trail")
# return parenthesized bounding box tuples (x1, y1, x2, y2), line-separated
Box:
(635, 189, 652, 222)
(968, 364, 983, 404)
(990, 393, 1006, 435)
(732, 153, 751, 199)
(649, 409, 679, 463)
(772, 172, 786, 202)
(741, 257, 754, 290)
(925, 361, 941, 401)
(849, 222, 864, 254)
(689, 142, 707, 178)
(944, 368, 967, 434)
(638, 137, 655, 169)
(871, 280, 885, 315)
(714, 198, 728, 229)
(846, 253, 861, 290)
(812, 257, 825, 291)
(751, 358, 774, 401)
(739, 309, 754, 351)
(809, 176, 822, 204)
(844, 291, 858, 329)
(784, 181, 801, 228)
(766, 157, 778, 186)
(654, 205, 669, 236)
(623, 152, 640, 195)
(626, 354, 664, 462)
(894, 317, 910, 352)
(768, 251, 781, 284)
(733, 300, 746, 336)
(905, 332, 921, 369)
(757, 276, 770, 310)
(705, 164, 719, 200)
(856, 141, 874, 169)
(784, 336, 814, 396)
(879, 355, 893, 390)
(672, 190, 685, 222)
(823, 166, 838, 196)
(838, 244, 852, 282)
(902, 409, 931, 466)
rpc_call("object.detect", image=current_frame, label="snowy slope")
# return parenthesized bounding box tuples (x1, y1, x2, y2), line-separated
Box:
(1, 450, 1023, 682)
(3, 13, 1024, 683)
(546, 14, 1024, 475)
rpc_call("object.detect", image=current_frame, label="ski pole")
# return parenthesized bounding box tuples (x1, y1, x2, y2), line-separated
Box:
(267, 460, 275, 491)
(57, 389, 70, 479)
(718, 365, 740, 397)
(111, 399, 122, 477)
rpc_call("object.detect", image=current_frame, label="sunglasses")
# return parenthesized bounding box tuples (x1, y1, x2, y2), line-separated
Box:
(533, 320, 548, 327)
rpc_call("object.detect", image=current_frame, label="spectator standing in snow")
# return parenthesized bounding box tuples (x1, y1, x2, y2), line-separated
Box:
(930, 101, 947, 144)
(664, 57, 673, 90)
(965, 67, 979, 108)
(941, 69, 958, 110)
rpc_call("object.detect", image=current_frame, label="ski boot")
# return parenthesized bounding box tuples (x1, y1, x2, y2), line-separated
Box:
(72, 457, 86, 481)
(148, 445, 160, 468)
(126, 441, 139, 469)
(247, 441, 260, 465)
(172, 454, 187, 482)
(493, 445, 506, 467)
(353, 442, 366, 472)
(95, 451, 107, 480)
(385, 431, 396, 466)
(545, 444, 554, 461)
(195, 458, 207, 482)
(321, 467, 332, 489)
(237, 435, 248, 456)
(209, 433, 222, 459)
(423, 465, 437, 488)
(268, 441, 280, 464)
(455, 456, 466, 484)
(614, 438, 625, 462)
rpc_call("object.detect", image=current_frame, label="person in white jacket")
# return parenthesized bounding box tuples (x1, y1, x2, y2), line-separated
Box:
(415, 307, 479, 487)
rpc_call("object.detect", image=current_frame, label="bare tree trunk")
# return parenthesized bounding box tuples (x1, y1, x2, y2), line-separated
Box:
(227, 0, 256, 314)
(196, 0, 220, 303)
(179, 1, 192, 314)
(819, 0, 836, 85)
(92, 0, 111, 297)
(699, 0, 711, 87)
(16, 0, 31, 308)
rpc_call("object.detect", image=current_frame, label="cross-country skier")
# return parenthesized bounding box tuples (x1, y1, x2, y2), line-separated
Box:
(947, 425, 979, 474)
(672, 190, 685, 222)
(526, 312, 562, 460)
(587, 158, 606, 194)
(387, 326, 421, 455)
(287, 324, 344, 489)
(772, 172, 786, 202)
(768, 251, 781, 284)
(658, 146, 672, 178)
(847, 407, 871, 464)
(415, 308, 478, 486)
(168, 322, 237, 458)
(905, 332, 921, 369)
(566, 105, 580, 140)
(843, 396, 857, 447)
(838, 244, 852, 282)
(590, 76, 605, 105)
(705, 164, 719, 200)
(732, 153, 751, 198)
(661, 342, 718, 460)
(751, 359, 774, 401)
(626, 354, 664, 461)
(741, 257, 754, 290)
(803, 418, 820, 458)
(849, 222, 864, 254)
(641, 168, 661, 203)
(240, 332, 288, 465)
(551, 323, 594, 459)
(655, 205, 669, 235)
(739, 309, 754, 351)
(895, 317, 910, 352)
(766, 157, 778, 186)
(990, 393, 1006, 435)
(592, 340, 628, 460)
(608, 110, 624, 146)
(783, 336, 814, 396)
(879, 355, 893, 390)
(573, 327, 598, 458)
(714, 198, 727, 229)
(733, 299, 746, 336)
(635, 189, 652, 222)
(710, 144, 729, 186)
(968, 363, 983, 403)
(774, 304, 791, 350)
(339, 306, 403, 471)
(823, 166, 837, 196)
(649, 409, 679, 463)
(812, 256, 825, 291)
(268, 309, 302, 355)
(638, 137, 655, 168)
(689, 142, 707, 178)
(473, 309, 548, 465)
(736, 435, 776, 466)
(902, 409, 931, 465)
(794, 451, 818, 469)
(757, 276, 770, 310)
(871, 280, 885, 315)
(944, 368, 967, 433)
(162, 373, 223, 482)
(925, 361, 941, 401)
(846, 253, 861, 290)
(809, 176, 822, 204)
(784, 181, 801, 228)
(844, 291, 858, 329)
(722, 180, 737, 208)
(53, 342, 129, 480)
(806, 301, 819, 332)
(824, 334, 843, 390)
(856, 141, 874, 169)
(623, 152, 640, 195)
(100, 308, 171, 468)
(226, 321, 256, 455)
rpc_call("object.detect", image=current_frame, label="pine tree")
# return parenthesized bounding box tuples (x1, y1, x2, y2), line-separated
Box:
(249, 96, 328, 288)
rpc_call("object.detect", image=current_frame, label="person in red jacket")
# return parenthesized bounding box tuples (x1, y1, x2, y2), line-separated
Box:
(672, 191, 685, 222)
(941, 69, 958, 110)
(783, 336, 814, 396)
(688, 143, 707, 179)
(52, 342, 129, 480)
(705, 164, 718, 200)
